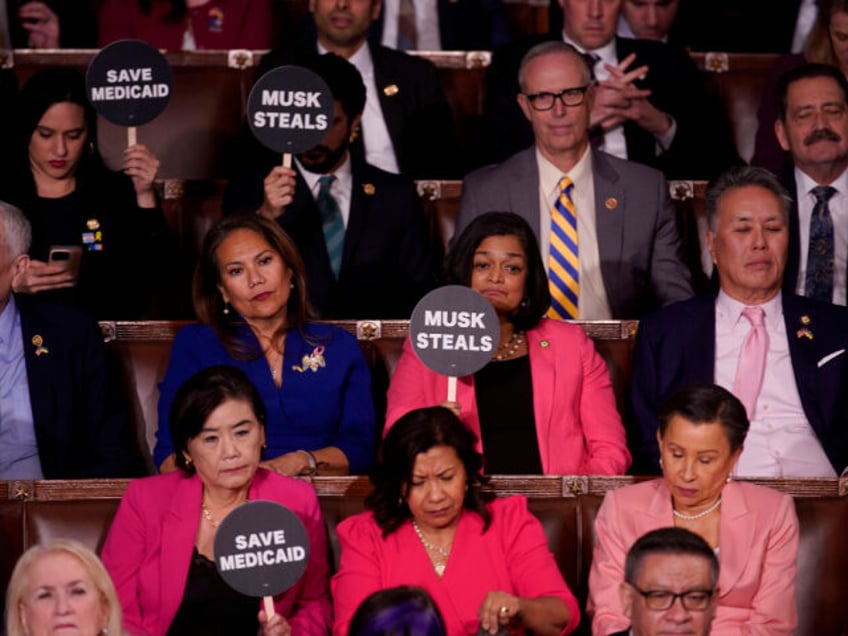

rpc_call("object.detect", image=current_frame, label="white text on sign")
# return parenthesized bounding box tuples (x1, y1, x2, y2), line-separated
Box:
(252, 89, 329, 130)
(219, 530, 307, 571)
(90, 67, 169, 101)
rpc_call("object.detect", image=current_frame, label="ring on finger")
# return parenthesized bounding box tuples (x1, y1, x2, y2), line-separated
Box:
(499, 606, 509, 616)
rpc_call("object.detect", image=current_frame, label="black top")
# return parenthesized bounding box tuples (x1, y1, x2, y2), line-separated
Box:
(474, 355, 541, 474)
(167, 548, 259, 636)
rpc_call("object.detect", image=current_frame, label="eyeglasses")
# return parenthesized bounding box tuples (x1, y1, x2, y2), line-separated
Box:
(523, 84, 591, 111)
(630, 586, 716, 611)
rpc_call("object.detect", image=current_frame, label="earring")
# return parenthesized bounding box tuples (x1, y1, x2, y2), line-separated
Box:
(290, 282, 294, 289)
(520, 298, 528, 307)
(658, 457, 663, 469)
(185, 456, 192, 466)
(223, 302, 230, 315)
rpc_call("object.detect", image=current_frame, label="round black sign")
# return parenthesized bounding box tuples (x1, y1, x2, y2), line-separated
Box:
(247, 65, 335, 154)
(409, 286, 501, 377)
(86, 39, 172, 126)
(214, 500, 311, 598)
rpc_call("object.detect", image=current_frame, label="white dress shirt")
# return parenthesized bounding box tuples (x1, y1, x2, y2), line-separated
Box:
(381, 0, 442, 50)
(714, 290, 836, 477)
(320, 42, 400, 174)
(793, 168, 848, 305)
(297, 154, 354, 228)
(536, 146, 612, 319)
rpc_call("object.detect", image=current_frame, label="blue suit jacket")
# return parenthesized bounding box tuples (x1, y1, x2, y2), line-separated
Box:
(18, 294, 143, 478)
(630, 293, 848, 473)
(456, 146, 693, 319)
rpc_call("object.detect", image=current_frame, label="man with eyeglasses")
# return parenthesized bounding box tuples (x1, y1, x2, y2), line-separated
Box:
(773, 63, 848, 307)
(456, 41, 692, 319)
(614, 527, 718, 636)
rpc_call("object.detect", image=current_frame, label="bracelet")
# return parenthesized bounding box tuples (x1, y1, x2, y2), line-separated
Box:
(297, 449, 318, 476)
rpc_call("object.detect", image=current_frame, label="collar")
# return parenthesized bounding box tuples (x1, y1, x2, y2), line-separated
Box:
(319, 40, 374, 76)
(794, 165, 848, 198)
(0, 293, 18, 346)
(536, 144, 592, 200)
(298, 153, 353, 195)
(561, 32, 617, 65)
(716, 289, 784, 332)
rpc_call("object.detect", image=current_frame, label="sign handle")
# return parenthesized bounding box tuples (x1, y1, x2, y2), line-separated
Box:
(263, 595, 275, 619)
(282, 153, 292, 168)
(447, 376, 457, 403)
(127, 126, 137, 147)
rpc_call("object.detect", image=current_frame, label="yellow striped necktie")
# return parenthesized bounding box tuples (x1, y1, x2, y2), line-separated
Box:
(547, 176, 579, 319)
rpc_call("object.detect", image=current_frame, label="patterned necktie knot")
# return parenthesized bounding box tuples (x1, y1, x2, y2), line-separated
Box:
(805, 185, 836, 301)
(582, 52, 600, 81)
(811, 185, 836, 206)
(741, 305, 765, 327)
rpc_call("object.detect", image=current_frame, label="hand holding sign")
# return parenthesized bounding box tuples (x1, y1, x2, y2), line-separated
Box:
(247, 66, 335, 169)
(86, 39, 172, 148)
(214, 501, 311, 621)
(409, 286, 500, 403)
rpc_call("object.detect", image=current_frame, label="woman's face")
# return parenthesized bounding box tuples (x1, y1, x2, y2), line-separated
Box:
(19, 552, 106, 636)
(184, 398, 266, 492)
(469, 234, 528, 317)
(658, 415, 742, 513)
(216, 229, 293, 328)
(404, 445, 468, 534)
(28, 102, 88, 183)
(829, 11, 848, 73)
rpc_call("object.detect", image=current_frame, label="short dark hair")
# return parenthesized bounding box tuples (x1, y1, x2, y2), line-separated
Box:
(705, 165, 791, 230)
(302, 53, 366, 121)
(367, 407, 493, 536)
(193, 215, 312, 359)
(657, 384, 749, 454)
(349, 586, 447, 636)
(625, 527, 719, 588)
(445, 212, 550, 331)
(170, 365, 267, 473)
(776, 62, 848, 122)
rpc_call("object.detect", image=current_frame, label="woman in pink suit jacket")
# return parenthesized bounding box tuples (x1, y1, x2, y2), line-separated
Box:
(588, 385, 798, 636)
(102, 366, 331, 636)
(386, 212, 630, 475)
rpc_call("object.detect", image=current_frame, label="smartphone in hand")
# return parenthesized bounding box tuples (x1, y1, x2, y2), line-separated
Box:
(48, 245, 83, 281)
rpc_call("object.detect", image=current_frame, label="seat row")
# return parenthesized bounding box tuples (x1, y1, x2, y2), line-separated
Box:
(1, 475, 846, 635)
(8, 50, 777, 179)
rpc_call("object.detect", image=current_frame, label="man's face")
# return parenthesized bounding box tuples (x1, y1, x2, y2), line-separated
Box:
(620, 553, 717, 636)
(775, 76, 848, 176)
(309, 0, 381, 53)
(559, 0, 621, 50)
(517, 51, 593, 164)
(621, 0, 678, 41)
(298, 101, 359, 174)
(706, 185, 788, 305)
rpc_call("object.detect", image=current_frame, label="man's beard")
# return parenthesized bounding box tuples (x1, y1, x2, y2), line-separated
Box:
(298, 141, 349, 175)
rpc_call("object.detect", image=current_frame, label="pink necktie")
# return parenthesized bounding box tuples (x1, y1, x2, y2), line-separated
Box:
(732, 306, 768, 418)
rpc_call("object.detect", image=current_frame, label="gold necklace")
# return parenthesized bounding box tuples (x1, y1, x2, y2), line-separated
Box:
(412, 520, 451, 576)
(494, 331, 525, 361)
(202, 495, 248, 527)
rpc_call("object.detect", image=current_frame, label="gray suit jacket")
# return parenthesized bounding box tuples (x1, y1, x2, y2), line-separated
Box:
(456, 146, 693, 318)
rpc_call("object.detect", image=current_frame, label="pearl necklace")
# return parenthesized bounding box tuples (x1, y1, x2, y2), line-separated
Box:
(672, 497, 722, 521)
(494, 331, 525, 361)
(412, 520, 451, 576)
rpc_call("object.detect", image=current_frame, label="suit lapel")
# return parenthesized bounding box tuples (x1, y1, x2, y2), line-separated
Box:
(635, 480, 675, 535)
(369, 42, 404, 156)
(341, 161, 371, 272)
(591, 150, 626, 315)
(18, 298, 56, 456)
(528, 323, 556, 458)
(783, 295, 823, 434)
(160, 475, 202, 625)
(716, 481, 755, 596)
(685, 295, 717, 382)
(511, 147, 542, 237)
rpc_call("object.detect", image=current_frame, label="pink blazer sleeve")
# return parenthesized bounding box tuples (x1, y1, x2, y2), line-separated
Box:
(331, 514, 385, 636)
(101, 480, 153, 636)
(587, 488, 631, 636)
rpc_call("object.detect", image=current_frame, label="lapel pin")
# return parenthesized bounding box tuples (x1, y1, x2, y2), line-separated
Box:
(796, 328, 813, 340)
(605, 197, 618, 210)
(540, 340, 550, 348)
(363, 183, 376, 195)
(383, 84, 399, 97)
(32, 334, 49, 356)
(801, 315, 811, 325)
(86, 218, 101, 230)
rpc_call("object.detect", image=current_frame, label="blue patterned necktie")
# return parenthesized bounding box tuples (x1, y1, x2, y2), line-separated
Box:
(804, 185, 836, 302)
(547, 176, 579, 319)
(317, 175, 345, 279)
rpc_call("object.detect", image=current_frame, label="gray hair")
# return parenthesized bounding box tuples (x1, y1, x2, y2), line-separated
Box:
(705, 166, 792, 230)
(518, 41, 591, 93)
(0, 201, 31, 260)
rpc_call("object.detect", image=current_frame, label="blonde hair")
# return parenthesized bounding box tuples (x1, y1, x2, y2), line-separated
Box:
(5, 539, 124, 636)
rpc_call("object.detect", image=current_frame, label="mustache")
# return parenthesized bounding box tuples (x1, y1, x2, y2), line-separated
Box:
(804, 128, 842, 145)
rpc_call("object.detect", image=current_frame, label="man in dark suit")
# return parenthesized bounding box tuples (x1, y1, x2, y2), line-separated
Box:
(631, 166, 848, 476)
(484, 0, 739, 179)
(612, 527, 719, 636)
(457, 42, 692, 319)
(225, 54, 437, 319)
(0, 201, 143, 479)
(773, 63, 848, 307)
(257, 0, 459, 178)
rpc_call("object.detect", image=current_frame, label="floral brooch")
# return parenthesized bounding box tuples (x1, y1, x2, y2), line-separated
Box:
(292, 346, 326, 373)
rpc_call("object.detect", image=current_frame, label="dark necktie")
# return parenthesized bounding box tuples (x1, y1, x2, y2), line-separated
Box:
(582, 52, 600, 82)
(804, 185, 836, 302)
(317, 175, 345, 279)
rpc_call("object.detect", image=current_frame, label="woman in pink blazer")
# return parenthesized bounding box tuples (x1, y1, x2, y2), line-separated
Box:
(588, 384, 799, 635)
(386, 212, 630, 475)
(101, 366, 331, 636)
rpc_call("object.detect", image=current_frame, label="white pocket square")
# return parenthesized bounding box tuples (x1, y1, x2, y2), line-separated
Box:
(817, 349, 846, 368)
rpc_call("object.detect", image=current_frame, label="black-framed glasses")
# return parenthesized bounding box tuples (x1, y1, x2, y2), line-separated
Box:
(631, 586, 716, 611)
(523, 84, 591, 111)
